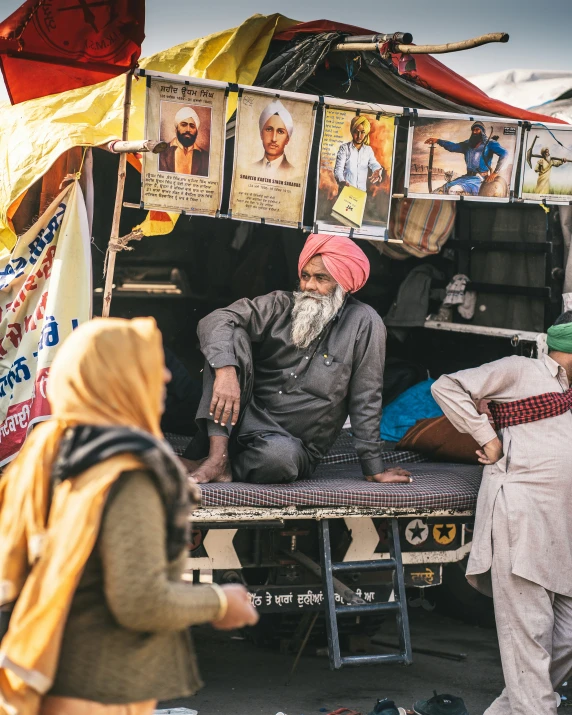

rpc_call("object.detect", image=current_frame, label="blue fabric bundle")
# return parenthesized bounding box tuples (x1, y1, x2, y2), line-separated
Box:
(380, 378, 443, 442)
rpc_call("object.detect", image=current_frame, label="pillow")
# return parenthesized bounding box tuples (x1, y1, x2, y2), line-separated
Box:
(397, 415, 481, 464)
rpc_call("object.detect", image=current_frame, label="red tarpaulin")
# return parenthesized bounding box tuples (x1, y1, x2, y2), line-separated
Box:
(0, 0, 145, 104)
(275, 21, 567, 125)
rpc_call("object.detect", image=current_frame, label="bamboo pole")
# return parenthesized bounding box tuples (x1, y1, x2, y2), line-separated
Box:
(332, 31, 509, 55)
(102, 70, 133, 318)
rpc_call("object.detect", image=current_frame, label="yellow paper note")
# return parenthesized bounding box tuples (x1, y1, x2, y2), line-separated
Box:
(331, 185, 367, 229)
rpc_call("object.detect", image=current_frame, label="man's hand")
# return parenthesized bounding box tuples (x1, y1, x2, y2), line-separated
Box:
(476, 437, 503, 465)
(370, 167, 384, 185)
(366, 467, 412, 484)
(425, 137, 439, 145)
(327, 184, 339, 201)
(211, 366, 241, 426)
(484, 171, 499, 183)
(212, 584, 259, 630)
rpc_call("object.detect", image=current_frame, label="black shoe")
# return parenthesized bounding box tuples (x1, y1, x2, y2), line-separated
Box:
(369, 699, 406, 715)
(413, 691, 468, 715)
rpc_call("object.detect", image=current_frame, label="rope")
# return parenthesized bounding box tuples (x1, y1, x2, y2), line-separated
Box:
(76, 147, 88, 179)
(103, 230, 144, 276)
(107, 229, 143, 253)
(58, 147, 90, 188)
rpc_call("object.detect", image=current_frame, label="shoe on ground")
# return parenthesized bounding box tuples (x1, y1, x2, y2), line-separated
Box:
(369, 699, 407, 715)
(413, 691, 468, 715)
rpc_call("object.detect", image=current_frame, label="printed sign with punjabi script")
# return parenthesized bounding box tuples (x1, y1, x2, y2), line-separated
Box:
(0, 182, 92, 466)
(229, 91, 316, 227)
(142, 77, 227, 215)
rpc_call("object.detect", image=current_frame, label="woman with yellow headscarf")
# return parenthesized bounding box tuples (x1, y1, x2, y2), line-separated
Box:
(0, 318, 258, 715)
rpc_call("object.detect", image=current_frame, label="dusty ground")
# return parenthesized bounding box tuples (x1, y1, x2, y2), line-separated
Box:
(160, 607, 506, 715)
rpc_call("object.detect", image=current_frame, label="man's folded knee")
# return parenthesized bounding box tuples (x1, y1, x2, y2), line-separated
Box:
(234, 436, 303, 484)
(245, 464, 298, 484)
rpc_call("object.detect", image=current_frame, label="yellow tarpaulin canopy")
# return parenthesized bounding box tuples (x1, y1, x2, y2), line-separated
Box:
(0, 13, 297, 256)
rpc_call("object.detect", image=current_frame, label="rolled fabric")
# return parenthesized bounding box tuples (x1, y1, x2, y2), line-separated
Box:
(547, 323, 572, 353)
(258, 99, 294, 137)
(175, 106, 201, 129)
(350, 115, 372, 146)
(298, 233, 370, 293)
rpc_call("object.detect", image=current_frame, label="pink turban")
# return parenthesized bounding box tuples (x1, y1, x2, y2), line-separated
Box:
(298, 233, 370, 293)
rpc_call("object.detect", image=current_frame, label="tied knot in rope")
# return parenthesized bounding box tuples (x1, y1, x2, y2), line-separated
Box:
(107, 229, 143, 254)
(103, 230, 143, 276)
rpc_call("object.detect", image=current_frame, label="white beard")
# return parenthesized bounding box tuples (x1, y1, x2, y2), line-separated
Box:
(291, 284, 345, 349)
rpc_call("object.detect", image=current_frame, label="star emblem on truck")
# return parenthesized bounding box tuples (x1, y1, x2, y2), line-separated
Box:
(433, 523, 457, 545)
(405, 519, 429, 545)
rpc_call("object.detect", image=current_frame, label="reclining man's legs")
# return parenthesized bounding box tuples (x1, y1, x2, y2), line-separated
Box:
(183, 328, 252, 483)
(184, 329, 312, 484)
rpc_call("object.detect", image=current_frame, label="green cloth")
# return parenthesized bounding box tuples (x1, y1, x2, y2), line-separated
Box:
(547, 324, 572, 353)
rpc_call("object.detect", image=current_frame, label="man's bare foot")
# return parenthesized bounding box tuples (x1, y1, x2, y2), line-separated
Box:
(189, 456, 232, 484)
(366, 468, 412, 484)
(179, 456, 205, 473)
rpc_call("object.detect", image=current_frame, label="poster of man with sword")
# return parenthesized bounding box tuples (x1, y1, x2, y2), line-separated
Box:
(520, 126, 572, 203)
(404, 112, 520, 202)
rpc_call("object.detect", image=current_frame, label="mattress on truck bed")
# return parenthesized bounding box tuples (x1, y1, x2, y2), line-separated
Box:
(165, 430, 482, 515)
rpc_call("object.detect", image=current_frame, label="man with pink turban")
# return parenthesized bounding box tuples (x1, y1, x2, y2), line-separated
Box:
(184, 233, 411, 486)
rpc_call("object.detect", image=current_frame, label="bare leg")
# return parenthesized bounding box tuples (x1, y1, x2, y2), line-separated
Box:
(188, 435, 232, 484)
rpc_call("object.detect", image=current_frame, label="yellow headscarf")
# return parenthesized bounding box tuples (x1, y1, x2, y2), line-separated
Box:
(350, 115, 372, 146)
(0, 317, 168, 715)
(47, 317, 165, 435)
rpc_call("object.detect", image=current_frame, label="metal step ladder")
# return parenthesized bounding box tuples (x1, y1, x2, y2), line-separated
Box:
(318, 518, 412, 669)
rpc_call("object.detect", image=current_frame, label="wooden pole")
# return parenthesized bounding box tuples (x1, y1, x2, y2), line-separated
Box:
(331, 32, 509, 55)
(102, 70, 133, 318)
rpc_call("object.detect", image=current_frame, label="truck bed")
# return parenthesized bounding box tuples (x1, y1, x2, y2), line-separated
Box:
(166, 431, 482, 518)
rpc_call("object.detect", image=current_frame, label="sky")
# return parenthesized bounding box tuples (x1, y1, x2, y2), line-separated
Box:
(1, 0, 571, 102)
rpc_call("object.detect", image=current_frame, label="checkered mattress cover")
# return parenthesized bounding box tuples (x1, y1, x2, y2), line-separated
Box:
(165, 431, 482, 512)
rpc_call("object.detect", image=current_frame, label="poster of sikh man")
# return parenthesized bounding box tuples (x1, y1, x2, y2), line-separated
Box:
(406, 114, 520, 202)
(334, 115, 384, 191)
(159, 104, 210, 177)
(229, 90, 315, 227)
(520, 126, 572, 203)
(251, 99, 295, 177)
(315, 106, 397, 239)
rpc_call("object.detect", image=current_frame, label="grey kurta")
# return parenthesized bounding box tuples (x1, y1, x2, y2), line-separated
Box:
(197, 290, 387, 476)
(431, 354, 572, 597)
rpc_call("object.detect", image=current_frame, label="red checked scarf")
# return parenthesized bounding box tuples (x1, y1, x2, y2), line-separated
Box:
(489, 387, 572, 429)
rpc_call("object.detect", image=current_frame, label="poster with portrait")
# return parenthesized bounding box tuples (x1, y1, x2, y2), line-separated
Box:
(520, 125, 572, 204)
(314, 105, 399, 240)
(229, 90, 316, 227)
(404, 112, 521, 202)
(142, 75, 227, 215)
